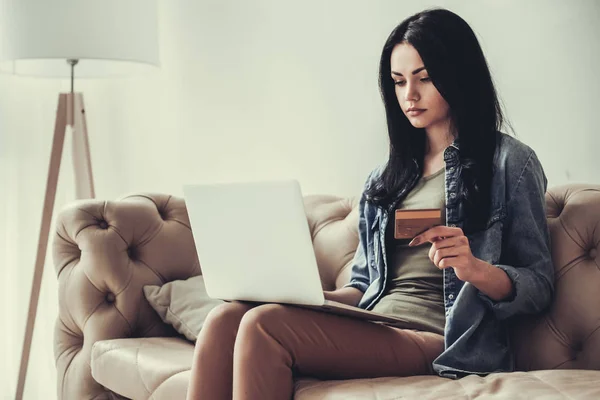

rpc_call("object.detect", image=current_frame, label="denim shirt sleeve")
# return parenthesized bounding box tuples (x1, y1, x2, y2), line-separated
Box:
(342, 169, 377, 293)
(477, 150, 555, 320)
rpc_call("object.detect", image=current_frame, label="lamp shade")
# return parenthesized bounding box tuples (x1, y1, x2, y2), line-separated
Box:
(0, 0, 160, 78)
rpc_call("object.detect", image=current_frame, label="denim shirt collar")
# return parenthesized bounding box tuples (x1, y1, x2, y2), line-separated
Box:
(411, 136, 461, 168)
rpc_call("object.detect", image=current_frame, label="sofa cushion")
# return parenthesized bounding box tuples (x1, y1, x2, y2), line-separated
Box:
(91, 337, 193, 400)
(294, 369, 600, 400)
(143, 275, 224, 341)
(295, 369, 600, 399)
(91, 337, 600, 400)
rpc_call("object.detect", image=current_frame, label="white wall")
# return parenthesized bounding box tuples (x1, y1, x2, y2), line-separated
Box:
(1, 0, 598, 398)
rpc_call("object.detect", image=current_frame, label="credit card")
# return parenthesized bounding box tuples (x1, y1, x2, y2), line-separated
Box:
(394, 208, 443, 239)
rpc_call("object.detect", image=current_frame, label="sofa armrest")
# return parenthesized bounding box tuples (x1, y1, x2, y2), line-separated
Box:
(53, 193, 201, 400)
(510, 183, 600, 371)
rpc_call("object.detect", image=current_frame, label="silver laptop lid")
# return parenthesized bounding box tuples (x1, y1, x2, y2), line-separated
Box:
(182, 179, 325, 306)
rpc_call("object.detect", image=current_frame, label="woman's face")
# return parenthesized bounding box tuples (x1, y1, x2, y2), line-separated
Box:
(390, 42, 451, 132)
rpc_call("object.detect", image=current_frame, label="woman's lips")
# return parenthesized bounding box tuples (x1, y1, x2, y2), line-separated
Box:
(407, 109, 426, 116)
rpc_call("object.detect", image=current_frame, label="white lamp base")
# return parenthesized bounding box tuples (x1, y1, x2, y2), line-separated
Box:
(15, 92, 95, 400)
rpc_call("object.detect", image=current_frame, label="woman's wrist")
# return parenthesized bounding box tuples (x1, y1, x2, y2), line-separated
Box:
(324, 287, 364, 307)
(469, 259, 514, 301)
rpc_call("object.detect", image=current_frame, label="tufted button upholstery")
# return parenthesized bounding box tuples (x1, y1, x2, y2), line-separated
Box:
(54, 185, 600, 399)
(105, 292, 115, 303)
(127, 246, 139, 261)
(53, 194, 201, 400)
(510, 184, 600, 371)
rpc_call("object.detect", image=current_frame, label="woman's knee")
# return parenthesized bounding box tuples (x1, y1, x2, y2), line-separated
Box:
(202, 301, 254, 333)
(237, 303, 289, 337)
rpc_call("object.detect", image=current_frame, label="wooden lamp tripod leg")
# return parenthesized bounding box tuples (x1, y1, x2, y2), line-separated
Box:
(72, 93, 95, 199)
(15, 89, 97, 400)
(15, 93, 68, 400)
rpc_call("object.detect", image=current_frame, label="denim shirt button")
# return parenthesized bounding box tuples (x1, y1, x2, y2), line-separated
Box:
(448, 294, 454, 300)
(449, 224, 456, 228)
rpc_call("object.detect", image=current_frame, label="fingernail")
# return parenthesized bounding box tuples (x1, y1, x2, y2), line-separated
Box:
(409, 237, 420, 247)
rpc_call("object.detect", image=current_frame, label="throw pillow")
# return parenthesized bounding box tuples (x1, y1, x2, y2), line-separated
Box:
(143, 274, 224, 342)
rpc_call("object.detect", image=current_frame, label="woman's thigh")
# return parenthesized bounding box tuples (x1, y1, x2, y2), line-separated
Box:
(237, 303, 445, 379)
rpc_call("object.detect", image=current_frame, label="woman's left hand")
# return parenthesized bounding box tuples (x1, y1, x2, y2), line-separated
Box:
(408, 225, 486, 282)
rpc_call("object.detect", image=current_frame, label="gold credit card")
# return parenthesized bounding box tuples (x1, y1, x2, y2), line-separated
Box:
(394, 208, 443, 239)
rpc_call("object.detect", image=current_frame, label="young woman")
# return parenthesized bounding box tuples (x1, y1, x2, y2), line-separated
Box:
(187, 7, 554, 400)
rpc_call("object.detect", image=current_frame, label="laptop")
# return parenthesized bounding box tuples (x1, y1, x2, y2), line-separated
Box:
(182, 179, 427, 331)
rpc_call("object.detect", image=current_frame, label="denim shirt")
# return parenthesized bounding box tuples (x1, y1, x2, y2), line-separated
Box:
(343, 131, 554, 379)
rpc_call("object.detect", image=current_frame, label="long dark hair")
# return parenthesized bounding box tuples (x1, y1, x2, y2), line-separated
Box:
(365, 8, 512, 233)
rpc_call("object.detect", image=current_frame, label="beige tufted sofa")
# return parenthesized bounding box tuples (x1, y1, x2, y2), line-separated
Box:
(53, 184, 600, 400)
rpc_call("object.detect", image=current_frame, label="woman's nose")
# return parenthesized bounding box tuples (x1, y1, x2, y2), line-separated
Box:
(405, 83, 419, 101)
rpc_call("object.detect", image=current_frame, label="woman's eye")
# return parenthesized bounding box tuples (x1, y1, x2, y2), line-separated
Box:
(394, 77, 430, 86)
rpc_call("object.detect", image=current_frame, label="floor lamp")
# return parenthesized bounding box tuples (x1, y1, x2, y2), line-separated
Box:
(0, 1, 160, 399)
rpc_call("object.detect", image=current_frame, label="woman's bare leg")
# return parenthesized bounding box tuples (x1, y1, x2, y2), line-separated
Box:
(186, 301, 255, 400)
